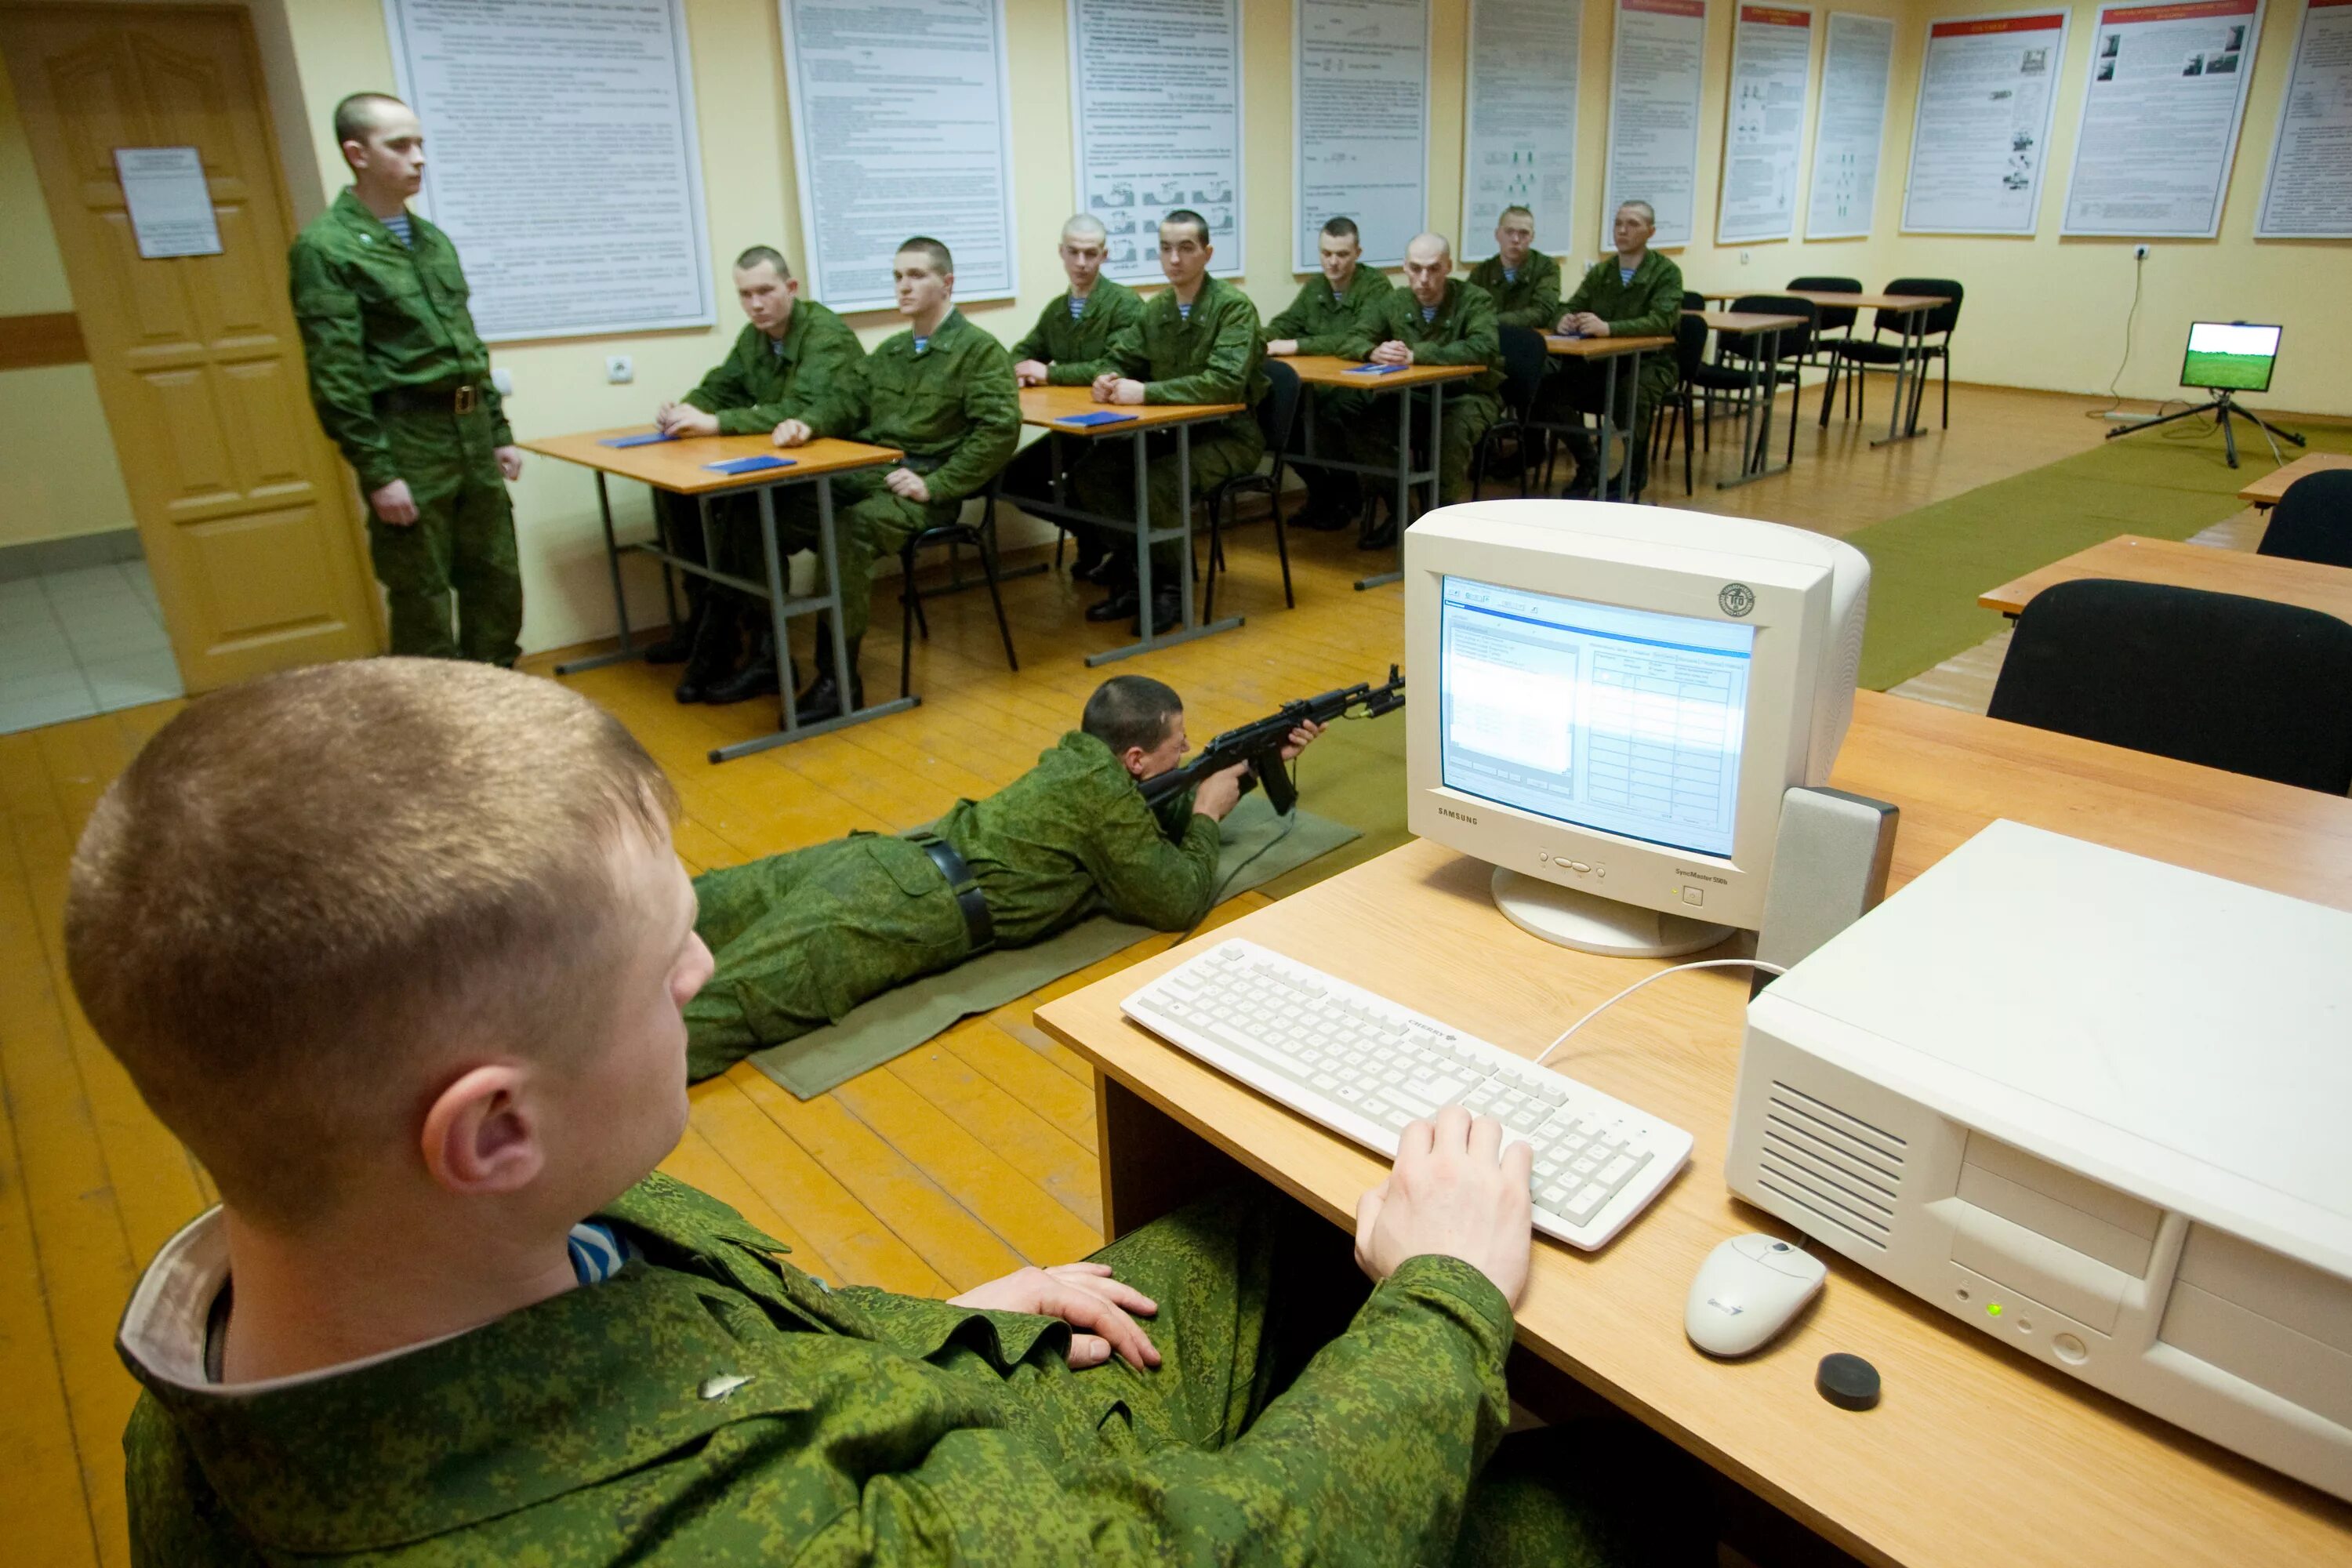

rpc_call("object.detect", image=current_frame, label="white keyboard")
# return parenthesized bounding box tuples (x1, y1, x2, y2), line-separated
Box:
(1122, 938, 1693, 1249)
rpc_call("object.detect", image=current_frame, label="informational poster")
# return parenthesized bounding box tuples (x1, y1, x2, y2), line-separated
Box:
(1295, 0, 1432, 269)
(1806, 13, 1896, 238)
(384, 0, 713, 340)
(2063, 0, 2265, 236)
(113, 147, 223, 259)
(1069, 0, 1244, 284)
(2257, 0, 2352, 237)
(1717, 5, 1814, 243)
(782, 0, 1020, 312)
(1605, 0, 1711, 246)
(1458, 0, 1581, 257)
(1902, 10, 2071, 234)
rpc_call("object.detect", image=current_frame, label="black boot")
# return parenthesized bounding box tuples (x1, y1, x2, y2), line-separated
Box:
(1138, 587, 1183, 635)
(793, 637, 863, 724)
(640, 586, 703, 664)
(702, 615, 784, 706)
(1086, 586, 1139, 622)
(673, 595, 740, 703)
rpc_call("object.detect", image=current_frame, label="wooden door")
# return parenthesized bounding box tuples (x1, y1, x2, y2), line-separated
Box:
(2, 4, 380, 691)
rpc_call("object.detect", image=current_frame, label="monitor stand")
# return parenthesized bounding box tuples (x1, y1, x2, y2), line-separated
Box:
(1491, 867, 1733, 959)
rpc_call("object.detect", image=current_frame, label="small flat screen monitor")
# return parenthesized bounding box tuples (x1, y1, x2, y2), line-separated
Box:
(2181, 321, 2280, 394)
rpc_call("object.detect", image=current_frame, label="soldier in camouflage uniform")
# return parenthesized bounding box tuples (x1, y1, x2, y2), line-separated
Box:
(771, 238, 1020, 722)
(648, 246, 865, 705)
(1002, 215, 1147, 583)
(1546, 201, 1686, 499)
(1264, 216, 1395, 531)
(76, 659, 1708, 1567)
(1059, 210, 1269, 637)
(1339, 233, 1505, 535)
(289, 93, 525, 665)
(1465, 205, 1564, 331)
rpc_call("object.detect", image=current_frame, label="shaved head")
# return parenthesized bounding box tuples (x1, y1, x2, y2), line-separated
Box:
(1406, 232, 1453, 267)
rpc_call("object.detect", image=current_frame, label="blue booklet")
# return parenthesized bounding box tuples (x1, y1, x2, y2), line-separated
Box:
(704, 455, 796, 475)
(597, 431, 676, 448)
(1058, 410, 1139, 426)
(1346, 364, 1409, 376)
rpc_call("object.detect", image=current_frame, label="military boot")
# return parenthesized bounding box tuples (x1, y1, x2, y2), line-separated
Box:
(673, 596, 741, 703)
(640, 583, 704, 665)
(793, 637, 863, 725)
(702, 615, 785, 706)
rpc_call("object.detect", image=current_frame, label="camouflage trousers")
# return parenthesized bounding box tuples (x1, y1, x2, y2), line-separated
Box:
(1346, 387, 1501, 509)
(1067, 423, 1265, 583)
(764, 468, 960, 641)
(684, 833, 972, 1081)
(996, 1182, 1715, 1567)
(367, 404, 521, 664)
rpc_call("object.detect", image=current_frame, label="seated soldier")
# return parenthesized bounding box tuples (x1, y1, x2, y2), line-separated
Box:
(684, 673, 1318, 1080)
(1341, 232, 1504, 544)
(771, 238, 1020, 721)
(649, 247, 862, 704)
(1264, 216, 1394, 531)
(1003, 214, 1145, 584)
(1465, 205, 1563, 332)
(1059, 209, 1268, 637)
(1546, 200, 1683, 499)
(72, 658, 1713, 1566)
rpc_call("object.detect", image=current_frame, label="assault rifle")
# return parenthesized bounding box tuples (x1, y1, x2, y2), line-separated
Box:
(1139, 666, 1406, 816)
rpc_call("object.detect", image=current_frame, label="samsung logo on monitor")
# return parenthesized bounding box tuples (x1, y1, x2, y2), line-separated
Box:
(1437, 806, 1480, 825)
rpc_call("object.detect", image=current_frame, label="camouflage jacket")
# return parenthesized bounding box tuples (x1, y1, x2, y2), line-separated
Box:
(1559, 250, 1686, 341)
(119, 1173, 1515, 1564)
(1007, 277, 1145, 384)
(288, 188, 510, 491)
(938, 730, 1221, 945)
(1465, 251, 1563, 332)
(1265, 268, 1396, 356)
(681, 303, 865, 436)
(800, 310, 1020, 506)
(1344, 280, 1505, 399)
(1062, 274, 1269, 445)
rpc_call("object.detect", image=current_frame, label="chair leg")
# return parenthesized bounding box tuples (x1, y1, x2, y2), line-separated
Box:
(1202, 494, 1220, 623)
(1682, 396, 1694, 494)
(1819, 356, 1838, 428)
(1053, 527, 1065, 570)
(1941, 350, 1951, 428)
(899, 546, 918, 700)
(1269, 469, 1294, 609)
(978, 529, 1017, 673)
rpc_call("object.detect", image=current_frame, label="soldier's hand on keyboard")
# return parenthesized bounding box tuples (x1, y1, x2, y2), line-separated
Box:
(1192, 762, 1250, 821)
(1352, 1105, 1534, 1308)
(949, 1261, 1162, 1370)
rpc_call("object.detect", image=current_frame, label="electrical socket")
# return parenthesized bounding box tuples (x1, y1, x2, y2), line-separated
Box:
(1739, 249, 1752, 266)
(605, 354, 634, 384)
(2134, 244, 2150, 261)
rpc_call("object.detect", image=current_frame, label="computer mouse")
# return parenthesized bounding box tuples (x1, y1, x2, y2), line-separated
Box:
(1684, 1233, 1828, 1357)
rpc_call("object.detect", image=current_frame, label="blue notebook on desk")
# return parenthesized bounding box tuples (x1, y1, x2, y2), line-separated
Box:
(704, 455, 795, 475)
(1058, 411, 1138, 427)
(1346, 364, 1409, 376)
(598, 431, 676, 448)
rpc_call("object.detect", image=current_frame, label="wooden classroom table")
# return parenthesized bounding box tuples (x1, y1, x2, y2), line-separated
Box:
(1777, 289, 1949, 448)
(1686, 310, 1807, 488)
(1036, 690, 2352, 1568)
(1011, 386, 1249, 666)
(1279, 354, 1480, 591)
(2238, 450, 2352, 510)
(1542, 333, 1674, 503)
(518, 426, 912, 761)
(1978, 533, 2352, 623)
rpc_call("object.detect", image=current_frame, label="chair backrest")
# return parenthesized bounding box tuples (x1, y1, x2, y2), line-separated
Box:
(1787, 275, 1860, 333)
(1879, 277, 1963, 339)
(2256, 468, 2352, 570)
(1682, 290, 1706, 311)
(1987, 578, 2352, 793)
(1671, 310, 1710, 378)
(1257, 358, 1303, 452)
(1726, 293, 1817, 361)
(1495, 325, 1552, 412)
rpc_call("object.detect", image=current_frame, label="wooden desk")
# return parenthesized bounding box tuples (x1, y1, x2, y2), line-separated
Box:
(1013, 387, 1248, 666)
(1979, 533, 2352, 622)
(2239, 451, 2352, 511)
(519, 426, 913, 760)
(1543, 334, 1673, 503)
(1278, 354, 1481, 591)
(1036, 691, 2352, 1567)
(1686, 312, 1806, 489)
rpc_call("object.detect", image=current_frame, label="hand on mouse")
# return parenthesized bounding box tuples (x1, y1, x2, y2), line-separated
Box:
(1354, 1105, 1534, 1308)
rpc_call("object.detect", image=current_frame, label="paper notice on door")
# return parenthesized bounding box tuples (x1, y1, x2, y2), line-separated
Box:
(114, 147, 223, 259)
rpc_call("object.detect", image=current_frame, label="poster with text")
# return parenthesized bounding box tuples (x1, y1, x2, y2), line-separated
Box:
(782, 0, 1020, 312)
(1296, 0, 1432, 268)
(1459, 0, 1581, 257)
(1069, 0, 1244, 284)
(1902, 10, 2070, 234)
(385, 0, 713, 340)
(1606, 0, 1711, 247)
(1718, 5, 1814, 243)
(2063, 0, 2265, 237)
(2256, 0, 2352, 237)
(1806, 12, 1896, 238)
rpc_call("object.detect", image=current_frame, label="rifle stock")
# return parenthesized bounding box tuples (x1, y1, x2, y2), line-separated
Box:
(1138, 666, 1407, 815)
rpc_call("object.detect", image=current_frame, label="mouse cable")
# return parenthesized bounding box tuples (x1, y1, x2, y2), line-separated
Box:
(1533, 957, 1788, 1068)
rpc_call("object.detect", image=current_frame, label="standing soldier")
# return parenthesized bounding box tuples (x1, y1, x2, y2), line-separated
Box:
(1263, 216, 1393, 531)
(289, 93, 524, 665)
(1465, 206, 1563, 330)
(1341, 233, 1504, 541)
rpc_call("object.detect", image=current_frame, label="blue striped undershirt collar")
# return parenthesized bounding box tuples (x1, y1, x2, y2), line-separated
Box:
(383, 212, 414, 246)
(567, 1220, 635, 1285)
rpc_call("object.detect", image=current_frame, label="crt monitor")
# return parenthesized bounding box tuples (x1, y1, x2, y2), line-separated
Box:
(1403, 501, 1870, 957)
(2180, 321, 2281, 393)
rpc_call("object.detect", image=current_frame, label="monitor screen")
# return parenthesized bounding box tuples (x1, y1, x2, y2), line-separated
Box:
(2181, 321, 2280, 393)
(1439, 576, 1755, 858)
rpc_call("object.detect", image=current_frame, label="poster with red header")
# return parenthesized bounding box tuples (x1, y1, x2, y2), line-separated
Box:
(1901, 9, 2071, 234)
(2063, 0, 2266, 237)
(1605, 0, 1711, 245)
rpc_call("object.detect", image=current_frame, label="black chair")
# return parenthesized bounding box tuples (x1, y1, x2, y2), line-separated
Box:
(1717, 294, 1817, 466)
(1200, 358, 1299, 622)
(898, 475, 1018, 699)
(1681, 289, 1706, 312)
(2256, 468, 2352, 570)
(1823, 278, 1963, 431)
(1786, 275, 1860, 413)
(1647, 311, 1712, 496)
(1472, 325, 1554, 501)
(1987, 579, 2352, 794)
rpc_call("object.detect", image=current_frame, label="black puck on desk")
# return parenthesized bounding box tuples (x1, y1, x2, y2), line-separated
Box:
(1816, 1353, 1880, 1411)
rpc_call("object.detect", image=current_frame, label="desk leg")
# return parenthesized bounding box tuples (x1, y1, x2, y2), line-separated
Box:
(1097, 1076, 1249, 1241)
(1871, 309, 1928, 448)
(1084, 423, 1243, 666)
(554, 471, 650, 675)
(1718, 329, 1791, 490)
(1353, 388, 1413, 591)
(1599, 358, 1623, 503)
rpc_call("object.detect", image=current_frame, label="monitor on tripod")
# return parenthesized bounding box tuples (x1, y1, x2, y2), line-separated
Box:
(2181, 321, 2281, 394)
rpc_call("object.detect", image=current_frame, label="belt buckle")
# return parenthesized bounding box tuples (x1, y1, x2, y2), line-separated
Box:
(454, 384, 479, 415)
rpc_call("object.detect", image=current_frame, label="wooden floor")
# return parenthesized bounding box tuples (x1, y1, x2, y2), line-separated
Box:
(2, 382, 2144, 1566)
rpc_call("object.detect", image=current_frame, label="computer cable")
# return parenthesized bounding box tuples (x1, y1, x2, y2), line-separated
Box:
(1534, 957, 1788, 1067)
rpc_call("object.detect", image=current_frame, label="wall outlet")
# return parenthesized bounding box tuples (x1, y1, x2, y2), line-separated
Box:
(2134, 244, 2150, 260)
(489, 368, 514, 397)
(1739, 249, 1751, 266)
(605, 354, 634, 384)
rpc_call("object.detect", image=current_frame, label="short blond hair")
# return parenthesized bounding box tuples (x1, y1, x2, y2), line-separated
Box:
(65, 659, 677, 1226)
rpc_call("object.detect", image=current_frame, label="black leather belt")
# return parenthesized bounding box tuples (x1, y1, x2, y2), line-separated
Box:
(376, 383, 482, 416)
(909, 833, 995, 954)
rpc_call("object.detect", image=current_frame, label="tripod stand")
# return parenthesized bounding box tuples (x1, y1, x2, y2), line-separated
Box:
(2103, 388, 2306, 470)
